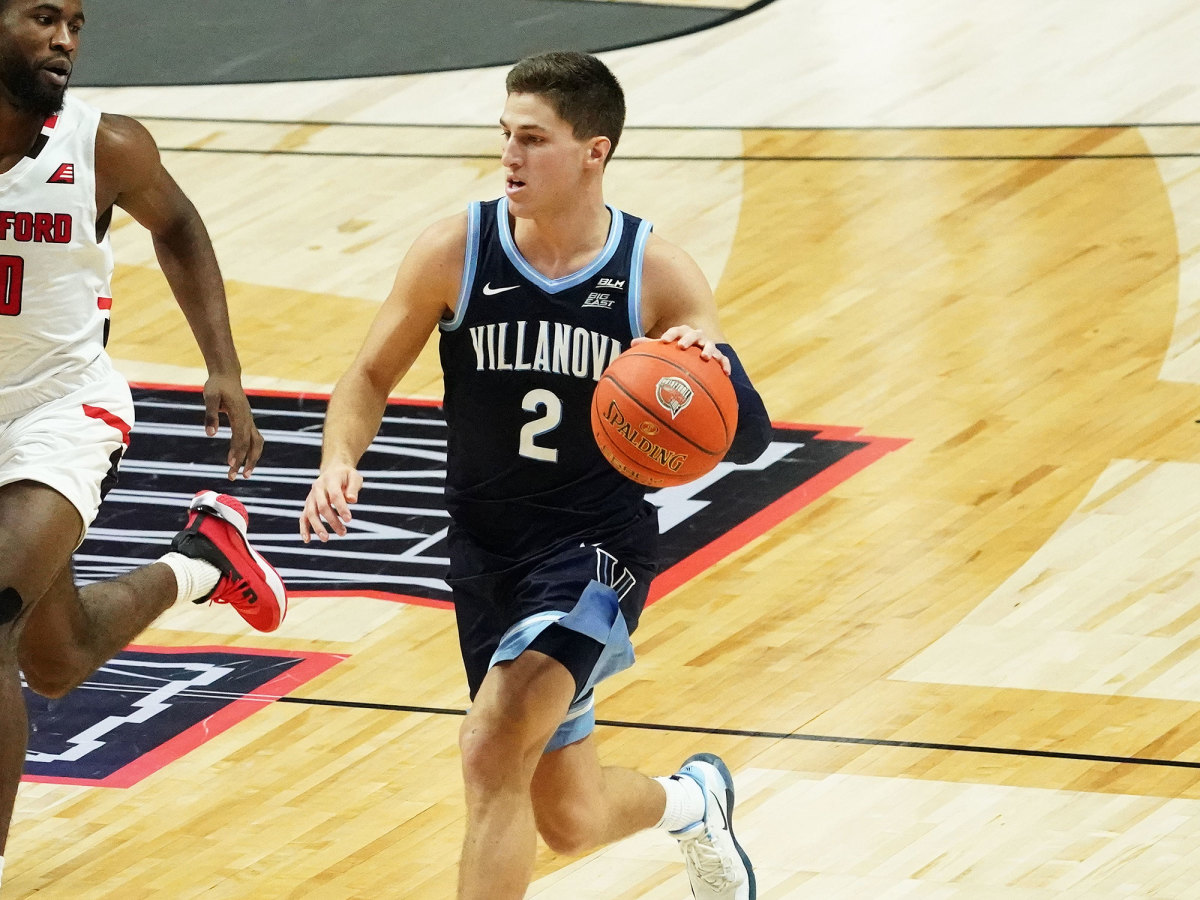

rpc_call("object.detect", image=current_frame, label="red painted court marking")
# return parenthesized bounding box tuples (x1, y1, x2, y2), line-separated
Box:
(648, 424, 909, 604)
(24, 645, 345, 788)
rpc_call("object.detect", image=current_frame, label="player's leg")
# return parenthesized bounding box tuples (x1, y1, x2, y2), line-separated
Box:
(20, 488, 288, 698)
(530, 732, 664, 855)
(0, 481, 87, 856)
(11, 480, 173, 699)
(517, 557, 756, 897)
(528, 683, 756, 900)
(456, 649, 577, 900)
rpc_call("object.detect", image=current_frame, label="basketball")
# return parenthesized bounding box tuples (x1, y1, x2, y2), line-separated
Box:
(591, 341, 738, 488)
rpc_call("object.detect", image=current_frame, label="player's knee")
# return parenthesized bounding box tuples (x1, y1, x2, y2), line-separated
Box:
(20, 646, 84, 699)
(535, 804, 598, 857)
(458, 714, 543, 793)
(22, 667, 77, 699)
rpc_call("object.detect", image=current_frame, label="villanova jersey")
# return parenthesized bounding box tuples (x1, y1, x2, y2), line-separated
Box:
(0, 95, 114, 418)
(439, 197, 657, 558)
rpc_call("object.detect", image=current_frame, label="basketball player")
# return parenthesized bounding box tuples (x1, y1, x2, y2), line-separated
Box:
(0, 0, 288, 884)
(299, 52, 771, 899)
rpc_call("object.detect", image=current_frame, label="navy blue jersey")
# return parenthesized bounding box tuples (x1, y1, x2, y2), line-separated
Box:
(438, 198, 658, 559)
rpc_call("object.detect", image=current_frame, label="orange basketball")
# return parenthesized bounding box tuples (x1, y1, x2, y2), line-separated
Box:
(591, 341, 738, 488)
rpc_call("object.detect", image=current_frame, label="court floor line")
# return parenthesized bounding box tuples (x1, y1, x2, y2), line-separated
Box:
(38, 677, 1200, 770)
(135, 114, 1200, 131)
(156, 146, 1200, 162)
(273, 695, 1200, 770)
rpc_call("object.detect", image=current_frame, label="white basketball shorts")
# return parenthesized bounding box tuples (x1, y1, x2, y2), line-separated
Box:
(0, 362, 135, 542)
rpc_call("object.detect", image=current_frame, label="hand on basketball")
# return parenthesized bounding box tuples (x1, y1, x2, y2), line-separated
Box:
(203, 373, 265, 480)
(299, 464, 363, 543)
(632, 325, 731, 375)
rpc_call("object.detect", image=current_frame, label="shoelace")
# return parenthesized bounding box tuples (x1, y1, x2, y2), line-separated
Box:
(679, 828, 737, 889)
(210, 575, 257, 607)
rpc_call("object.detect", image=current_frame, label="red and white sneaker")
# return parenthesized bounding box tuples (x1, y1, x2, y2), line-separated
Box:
(169, 490, 287, 632)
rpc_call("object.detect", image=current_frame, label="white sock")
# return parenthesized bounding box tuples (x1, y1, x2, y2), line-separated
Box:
(1, 855, 6, 887)
(653, 773, 706, 832)
(158, 552, 221, 604)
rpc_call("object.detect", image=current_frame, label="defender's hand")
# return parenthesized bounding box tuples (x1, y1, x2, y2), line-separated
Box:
(203, 373, 264, 479)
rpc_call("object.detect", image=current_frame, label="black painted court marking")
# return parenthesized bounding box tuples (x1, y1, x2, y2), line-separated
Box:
(51, 677, 1196, 771)
(272, 695, 1200, 770)
(73, 0, 776, 87)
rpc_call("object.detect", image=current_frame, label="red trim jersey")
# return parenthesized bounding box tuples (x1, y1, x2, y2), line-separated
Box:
(0, 95, 114, 418)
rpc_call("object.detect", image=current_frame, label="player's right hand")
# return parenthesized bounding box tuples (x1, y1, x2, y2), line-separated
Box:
(299, 464, 363, 543)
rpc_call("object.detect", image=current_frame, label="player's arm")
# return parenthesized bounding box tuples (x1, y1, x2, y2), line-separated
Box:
(95, 113, 262, 480)
(299, 213, 466, 543)
(638, 233, 771, 464)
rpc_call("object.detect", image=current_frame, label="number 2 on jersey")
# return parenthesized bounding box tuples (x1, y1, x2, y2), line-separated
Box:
(0, 256, 23, 316)
(519, 388, 562, 462)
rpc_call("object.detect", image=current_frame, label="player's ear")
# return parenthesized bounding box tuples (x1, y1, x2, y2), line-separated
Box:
(588, 136, 610, 166)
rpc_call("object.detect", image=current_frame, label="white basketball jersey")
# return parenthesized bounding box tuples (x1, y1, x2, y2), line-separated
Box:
(0, 95, 115, 418)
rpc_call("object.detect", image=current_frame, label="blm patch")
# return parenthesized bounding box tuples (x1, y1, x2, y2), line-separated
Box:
(76, 386, 906, 607)
(24, 645, 342, 787)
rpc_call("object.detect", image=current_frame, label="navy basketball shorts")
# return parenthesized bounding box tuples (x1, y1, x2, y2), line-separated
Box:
(447, 527, 657, 752)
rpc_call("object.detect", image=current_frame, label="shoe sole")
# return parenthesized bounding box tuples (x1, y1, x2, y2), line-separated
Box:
(682, 752, 757, 900)
(191, 490, 288, 630)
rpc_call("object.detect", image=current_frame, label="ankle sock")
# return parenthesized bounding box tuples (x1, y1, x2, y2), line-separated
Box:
(653, 773, 706, 832)
(158, 552, 221, 604)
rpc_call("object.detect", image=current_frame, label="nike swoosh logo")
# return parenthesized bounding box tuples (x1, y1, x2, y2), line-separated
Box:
(482, 283, 519, 296)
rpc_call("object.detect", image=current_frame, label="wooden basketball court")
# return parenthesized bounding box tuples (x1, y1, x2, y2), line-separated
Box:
(11, 0, 1200, 896)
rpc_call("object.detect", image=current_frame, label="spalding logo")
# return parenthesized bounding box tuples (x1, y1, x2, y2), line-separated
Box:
(655, 376, 694, 419)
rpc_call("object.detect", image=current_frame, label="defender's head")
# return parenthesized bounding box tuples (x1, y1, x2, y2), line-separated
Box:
(0, 0, 82, 117)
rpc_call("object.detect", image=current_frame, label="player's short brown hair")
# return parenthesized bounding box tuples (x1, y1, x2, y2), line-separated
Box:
(506, 51, 625, 162)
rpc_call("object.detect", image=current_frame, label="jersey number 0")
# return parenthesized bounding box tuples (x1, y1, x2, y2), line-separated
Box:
(0, 256, 23, 316)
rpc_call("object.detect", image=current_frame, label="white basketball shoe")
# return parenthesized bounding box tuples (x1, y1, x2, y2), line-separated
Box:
(670, 753, 756, 900)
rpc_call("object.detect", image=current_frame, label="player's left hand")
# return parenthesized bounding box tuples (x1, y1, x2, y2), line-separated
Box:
(632, 325, 731, 375)
(202, 373, 265, 479)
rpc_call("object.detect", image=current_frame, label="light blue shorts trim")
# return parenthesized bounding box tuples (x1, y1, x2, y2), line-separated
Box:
(488, 579, 635, 753)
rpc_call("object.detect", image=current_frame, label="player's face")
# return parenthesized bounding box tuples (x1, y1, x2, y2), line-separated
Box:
(0, 0, 82, 117)
(500, 92, 604, 215)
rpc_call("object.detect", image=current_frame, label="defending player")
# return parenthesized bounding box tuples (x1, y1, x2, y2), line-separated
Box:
(300, 52, 770, 899)
(0, 0, 287, 881)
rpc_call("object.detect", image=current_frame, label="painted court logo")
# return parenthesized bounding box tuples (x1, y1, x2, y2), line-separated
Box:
(74, 387, 907, 608)
(29, 387, 905, 784)
(655, 376, 694, 419)
(23, 646, 341, 787)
